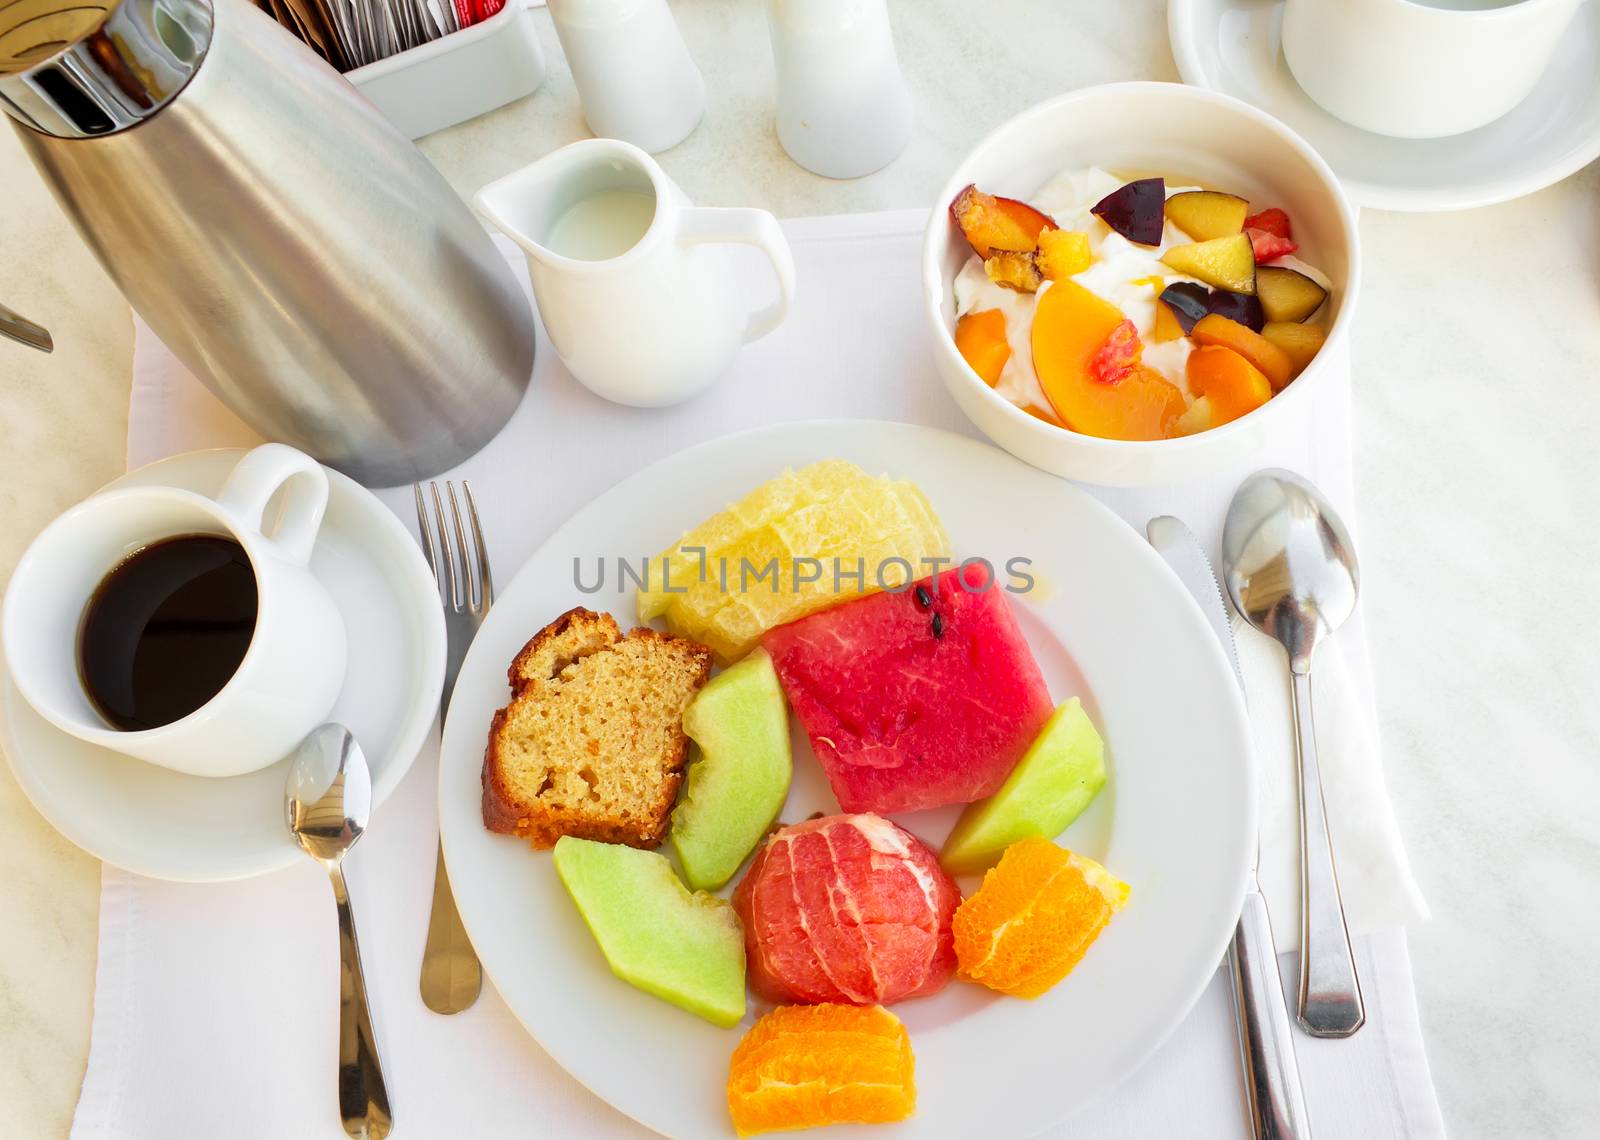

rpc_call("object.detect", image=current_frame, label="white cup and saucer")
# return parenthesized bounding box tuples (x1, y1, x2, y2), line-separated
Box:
(1168, 0, 1600, 210)
(0, 445, 445, 881)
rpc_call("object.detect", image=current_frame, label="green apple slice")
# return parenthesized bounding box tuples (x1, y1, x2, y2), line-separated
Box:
(670, 648, 792, 891)
(941, 698, 1107, 875)
(553, 837, 746, 1027)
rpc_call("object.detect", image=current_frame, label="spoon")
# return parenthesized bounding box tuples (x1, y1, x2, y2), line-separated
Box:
(286, 724, 394, 1138)
(1222, 469, 1366, 1039)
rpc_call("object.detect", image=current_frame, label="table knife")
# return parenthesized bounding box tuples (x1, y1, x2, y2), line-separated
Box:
(1147, 516, 1312, 1140)
(0, 301, 52, 353)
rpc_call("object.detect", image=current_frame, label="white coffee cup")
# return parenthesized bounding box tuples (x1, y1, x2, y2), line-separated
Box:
(475, 139, 797, 407)
(1282, 0, 1586, 139)
(2, 444, 348, 779)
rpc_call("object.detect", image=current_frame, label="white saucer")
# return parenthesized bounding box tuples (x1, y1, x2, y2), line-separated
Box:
(2, 450, 445, 881)
(1168, 0, 1600, 211)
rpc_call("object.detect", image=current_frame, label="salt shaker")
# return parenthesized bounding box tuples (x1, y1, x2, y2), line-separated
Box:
(548, 0, 705, 154)
(767, 0, 913, 179)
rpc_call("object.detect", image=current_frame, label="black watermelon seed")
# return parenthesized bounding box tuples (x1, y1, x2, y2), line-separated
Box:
(914, 586, 933, 609)
(931, 612, 944, 639)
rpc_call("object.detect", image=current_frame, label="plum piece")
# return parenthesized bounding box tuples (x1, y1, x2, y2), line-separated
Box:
(951, 184, 1056, 259)
(1205, 288, 1265, 333)
(1157, 282, 1210, 335)
(1256, 266, 1328, 323)
(1161, 233, 1256, 294)
(1164, 190, 1249, 241)
(1090, 178, 1165, 246)
(1261, 321, 1327, 376)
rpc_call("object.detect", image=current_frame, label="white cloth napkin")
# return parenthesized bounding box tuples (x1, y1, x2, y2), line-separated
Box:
(71, 214, 1441, 1138)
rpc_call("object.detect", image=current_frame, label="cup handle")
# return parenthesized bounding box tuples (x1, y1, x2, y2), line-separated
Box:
(216, 444, 330, 567)
(678, 207, 796, 343)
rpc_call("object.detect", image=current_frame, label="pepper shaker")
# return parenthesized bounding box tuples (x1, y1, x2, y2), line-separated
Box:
(767, 0, 913, 179)
(548, 0, 705, 154)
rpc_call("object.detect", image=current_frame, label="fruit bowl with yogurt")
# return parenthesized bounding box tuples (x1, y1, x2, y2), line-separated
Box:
(923, 82, 1359, 486)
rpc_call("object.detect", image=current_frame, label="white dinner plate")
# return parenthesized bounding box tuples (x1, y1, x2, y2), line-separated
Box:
(1168, 0, 1600, 212)
(439, 422, 1255, 1138)
(2, 449, 445, 881)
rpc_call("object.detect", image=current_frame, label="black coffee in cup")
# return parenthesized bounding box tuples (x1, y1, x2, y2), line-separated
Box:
(77, 535, 258, 731)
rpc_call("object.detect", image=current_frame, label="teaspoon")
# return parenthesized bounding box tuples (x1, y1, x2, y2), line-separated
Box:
(1223, 469, 1365, 1039)
(286, 724, 394, 1138)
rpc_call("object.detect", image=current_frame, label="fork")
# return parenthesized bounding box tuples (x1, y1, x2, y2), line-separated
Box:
(414, 480, 490, 1014)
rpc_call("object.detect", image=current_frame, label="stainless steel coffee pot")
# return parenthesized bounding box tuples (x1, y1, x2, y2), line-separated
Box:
(1, 0, 535, 486)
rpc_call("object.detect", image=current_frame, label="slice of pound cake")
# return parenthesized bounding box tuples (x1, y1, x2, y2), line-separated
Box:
(483, 608, 712, 848)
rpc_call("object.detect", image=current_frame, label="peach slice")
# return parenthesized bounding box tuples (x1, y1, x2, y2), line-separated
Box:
(1032, 279, 1185, 441)
(1186, 345, 1272, 425)
(951, 185, 1056, 259)
(954, 309, 1012, 386)
(1190, 314, 1294, 390)
(1261, 321, 1327, 376)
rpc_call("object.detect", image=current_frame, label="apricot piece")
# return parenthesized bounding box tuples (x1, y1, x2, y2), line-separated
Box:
(1261, 321, 1327, 377)
(1186, 345, 1272, 425)
(984, 250, 1043, 293)
(950, 184, 1056, 259)
(954, 309, 1012, 386)
(1190, 314, 1294, 390)
(1035, 229, 1092, 280)
(1152, 299, 1185, 343)
(1032, 279, 1185, 441)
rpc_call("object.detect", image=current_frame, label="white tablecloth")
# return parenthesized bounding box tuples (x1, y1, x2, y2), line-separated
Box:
(71, 212, 1442, 1138)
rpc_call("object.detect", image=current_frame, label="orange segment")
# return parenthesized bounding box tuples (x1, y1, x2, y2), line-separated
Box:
(954, 309, 1012, 386)
(1032, 279, 1186, 441)
(952, 837, 1129, 999)
(727, 1004, 916, 1136)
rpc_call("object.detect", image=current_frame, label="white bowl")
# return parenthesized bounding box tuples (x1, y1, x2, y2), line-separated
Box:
(922, 81, 1360, 487)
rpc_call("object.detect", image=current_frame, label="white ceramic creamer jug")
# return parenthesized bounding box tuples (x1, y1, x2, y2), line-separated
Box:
(476, 139, 797, 407)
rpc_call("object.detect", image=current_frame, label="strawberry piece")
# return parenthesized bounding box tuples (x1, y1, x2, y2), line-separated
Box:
(1246, 228, 1299, 263)
(1088, 319, 1142, 386)
(1243, 208, 1292, 238)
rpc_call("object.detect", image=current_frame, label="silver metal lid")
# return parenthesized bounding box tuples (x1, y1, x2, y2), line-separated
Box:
(0, 0, 213, 138)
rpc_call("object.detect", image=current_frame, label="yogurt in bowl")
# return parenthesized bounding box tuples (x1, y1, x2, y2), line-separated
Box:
(952, 166, 1333, 436)
(922, 83, 1359, 486)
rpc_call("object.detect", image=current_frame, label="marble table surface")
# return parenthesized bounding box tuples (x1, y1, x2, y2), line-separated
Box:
(2, 2, 1597, 1136)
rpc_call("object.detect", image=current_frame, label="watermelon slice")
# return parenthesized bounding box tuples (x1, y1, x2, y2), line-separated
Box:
(762, 564, 1053, 814)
